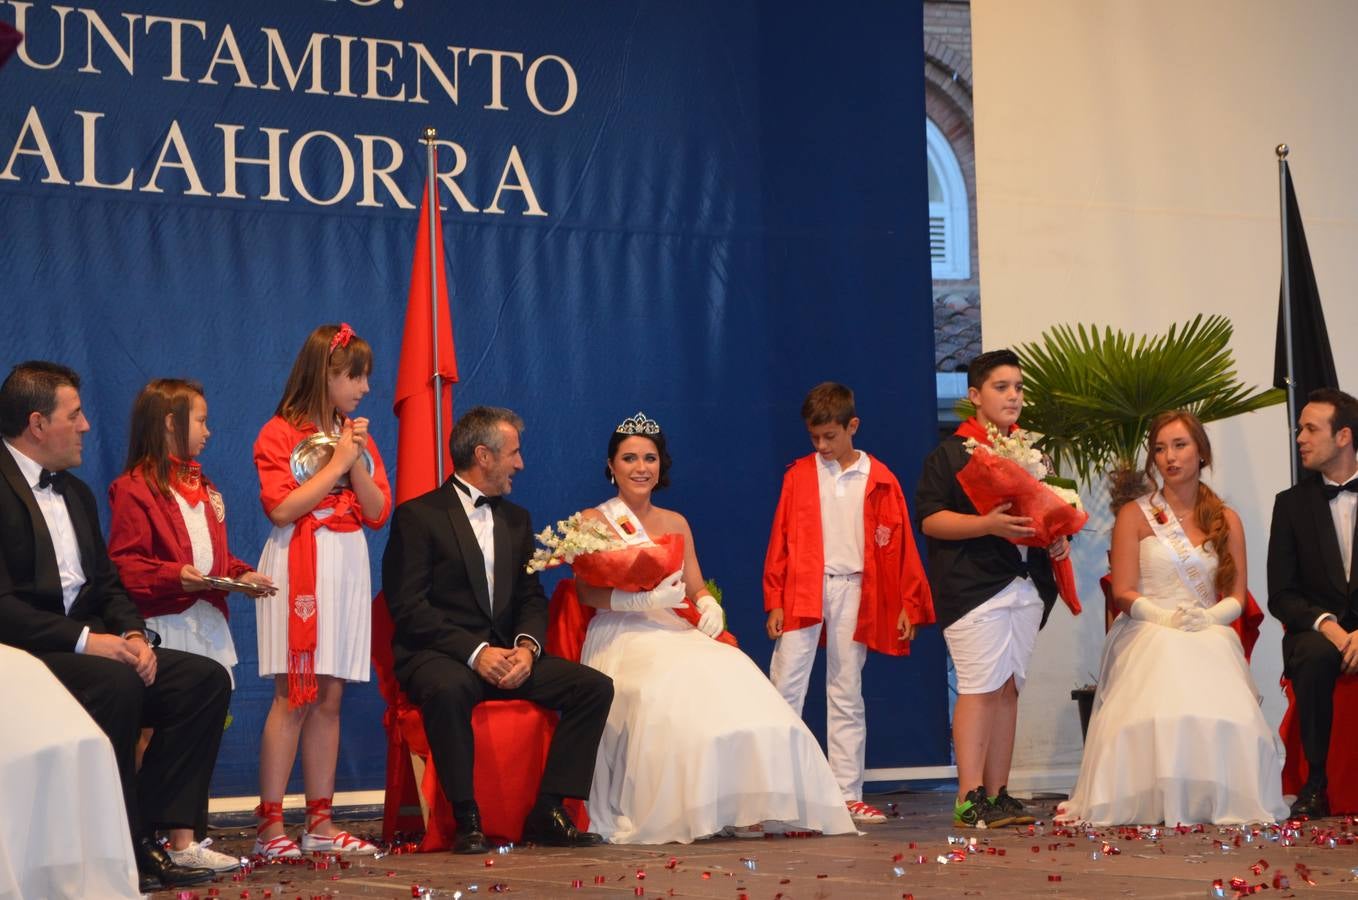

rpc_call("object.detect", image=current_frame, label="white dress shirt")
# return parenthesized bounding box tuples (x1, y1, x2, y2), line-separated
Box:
(4, 440, 90, 652)
(173, 493, 215, 576)
(1315, 473, 1358, 631)
(816, 450, 870, 575)
(452, 476, 540, 668)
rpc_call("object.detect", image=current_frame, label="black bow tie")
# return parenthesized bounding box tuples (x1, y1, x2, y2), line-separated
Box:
(451, 478, 495, 508)
(1323, 480, 1358, 501)
(37, 469, 67, 493)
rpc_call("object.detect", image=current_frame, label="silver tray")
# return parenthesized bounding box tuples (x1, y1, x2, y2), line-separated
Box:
(289, 432, 374, 490)
(203, 575, 274, 596)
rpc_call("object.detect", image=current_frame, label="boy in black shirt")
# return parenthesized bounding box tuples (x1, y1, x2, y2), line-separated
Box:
(915, 349, 1069, 828)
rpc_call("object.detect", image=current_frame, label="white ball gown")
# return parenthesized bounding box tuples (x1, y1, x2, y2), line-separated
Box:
(1059, 510, 1288, 825)
(578, 500, 856, 844)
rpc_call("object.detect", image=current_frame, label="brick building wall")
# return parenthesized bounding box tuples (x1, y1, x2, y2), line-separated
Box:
(924, 0, 980, 372)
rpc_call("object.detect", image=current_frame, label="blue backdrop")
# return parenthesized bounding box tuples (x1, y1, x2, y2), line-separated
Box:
(0, 0, 946, 798)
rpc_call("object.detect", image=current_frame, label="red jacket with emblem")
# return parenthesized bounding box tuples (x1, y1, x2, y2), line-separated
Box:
(763, 453, 935, 655)
(107, 468, 254, 619)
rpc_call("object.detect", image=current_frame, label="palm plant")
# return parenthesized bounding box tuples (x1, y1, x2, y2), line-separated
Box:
(962, 314, 1284, 511)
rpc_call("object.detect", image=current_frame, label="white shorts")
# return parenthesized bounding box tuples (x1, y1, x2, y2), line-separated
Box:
(943, 577, 1043, 695)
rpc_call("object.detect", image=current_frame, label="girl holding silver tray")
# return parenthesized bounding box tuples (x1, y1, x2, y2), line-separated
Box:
(249, 323, 391, 859)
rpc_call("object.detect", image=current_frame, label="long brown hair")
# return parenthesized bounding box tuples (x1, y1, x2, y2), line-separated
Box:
(275, 323, 373, 430)
(124, 378, 206, 499)
(1143, 410, 1235, 595)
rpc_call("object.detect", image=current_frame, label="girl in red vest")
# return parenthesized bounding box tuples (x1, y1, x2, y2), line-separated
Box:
(108, 377, 275, 873)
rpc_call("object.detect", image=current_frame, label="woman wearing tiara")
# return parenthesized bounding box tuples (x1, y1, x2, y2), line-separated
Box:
(567, 412, 855, 844)
(1056, 411, 1287, 825)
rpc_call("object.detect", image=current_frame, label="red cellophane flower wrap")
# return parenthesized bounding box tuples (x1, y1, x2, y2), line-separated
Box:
(956, 449, 1087, 615)
(570, 532, 686, 592)
(546, 533, 737, 659)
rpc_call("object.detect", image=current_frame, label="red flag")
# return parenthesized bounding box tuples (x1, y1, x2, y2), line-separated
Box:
(392, 179, 458, 505)
(0, 22, 23, 69)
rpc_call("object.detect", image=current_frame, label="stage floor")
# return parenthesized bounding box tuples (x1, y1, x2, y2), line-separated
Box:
(154, 791, 1358, 898)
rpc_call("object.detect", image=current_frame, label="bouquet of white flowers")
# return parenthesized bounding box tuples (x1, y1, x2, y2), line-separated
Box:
(525, 514, 624, 574)
(957, 419, 1087, 614)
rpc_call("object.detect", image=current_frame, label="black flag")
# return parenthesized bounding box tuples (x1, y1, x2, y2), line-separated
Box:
(1274, 164, 1338, 479)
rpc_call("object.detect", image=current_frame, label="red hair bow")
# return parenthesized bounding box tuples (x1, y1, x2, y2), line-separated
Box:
(329, 322, 355, 354)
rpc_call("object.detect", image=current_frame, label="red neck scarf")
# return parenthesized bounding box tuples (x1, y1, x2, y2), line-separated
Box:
(285, 487, 362, 706)
(168, 456, 208, 506)
(954, 416, 1017, 446)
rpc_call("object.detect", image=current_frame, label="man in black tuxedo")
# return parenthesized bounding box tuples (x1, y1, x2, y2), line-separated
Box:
(0, 361, 229, 891)
(382, 406, 613, 853)
(1268, 387, 1358, 819)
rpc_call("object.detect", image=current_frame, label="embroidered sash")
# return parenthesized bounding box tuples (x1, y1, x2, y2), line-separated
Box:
(1136, 494, 1215, 608)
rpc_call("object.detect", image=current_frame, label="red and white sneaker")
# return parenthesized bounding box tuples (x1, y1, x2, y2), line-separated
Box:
(253, 800, 302, 859)
(300, 796, 378, 855)
(300, 830, 378, 855)
(252, 833, 302, 860)
(846, 800, 888, 824)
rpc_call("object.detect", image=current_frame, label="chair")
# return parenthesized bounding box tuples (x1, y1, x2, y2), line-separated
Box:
(1278, 673, 1358, 815)
(371, 594, 587, 848)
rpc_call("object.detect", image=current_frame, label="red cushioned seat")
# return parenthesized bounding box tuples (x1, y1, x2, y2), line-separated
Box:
(1279, 673, 1358, 815)
(372, 593, 586, 849)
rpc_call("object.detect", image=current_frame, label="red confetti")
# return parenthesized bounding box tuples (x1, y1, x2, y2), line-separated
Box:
(1047, 874, 1062, 882)
(1272, 872, 1290, 889)
(485, 859, 495, 867)
(594, 875, 607, 884)
(908, 842, 917, 849)
(410, 888, 422, 898)
(636, 868, 646, 879)
(701, 872, 711, 879)
(1031, 846, 1040, 854)
(666, 857, 679, 870)
(893, 852, 904, 862)
(634, 888, 644, 897)
(997, 849, 1007, 856)
(571, 880, 583, 889)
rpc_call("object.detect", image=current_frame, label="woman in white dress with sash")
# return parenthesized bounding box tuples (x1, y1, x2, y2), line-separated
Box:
(574, 413, 855, 844)
(1058, 411, 1287, 825)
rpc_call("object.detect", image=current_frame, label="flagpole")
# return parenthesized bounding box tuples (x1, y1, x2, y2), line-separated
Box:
(1277, 143, 1298, 486)
(423, 127, 445, 483)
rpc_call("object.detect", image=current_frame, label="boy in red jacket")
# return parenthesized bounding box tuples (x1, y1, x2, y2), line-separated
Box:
(763, 383, 935, 823)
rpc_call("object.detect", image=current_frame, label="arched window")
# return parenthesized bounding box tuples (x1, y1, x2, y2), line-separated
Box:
(926, 118, 970, 280)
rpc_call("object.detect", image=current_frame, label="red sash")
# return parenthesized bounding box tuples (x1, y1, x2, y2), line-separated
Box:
(286, 491, 361, 706)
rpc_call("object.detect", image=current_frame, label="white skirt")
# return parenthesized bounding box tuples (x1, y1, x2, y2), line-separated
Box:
(580, 608, 856, 844)
(254, 518, 372, 682)
(146, 599, 239, 689)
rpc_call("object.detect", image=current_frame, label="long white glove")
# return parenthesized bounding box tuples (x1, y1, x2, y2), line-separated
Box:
(1128, 596, 1186, 629)
(695, 595, 724, 638)
(1180, 596, 1242, 632)
(610, 569, 686, 611)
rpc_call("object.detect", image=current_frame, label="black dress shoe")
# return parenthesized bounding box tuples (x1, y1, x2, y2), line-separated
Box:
(452, 809, 489, 854)
(521, 805, 603, 847)
(1289, 786, 1330, 819)
(135, 836, 214, 889)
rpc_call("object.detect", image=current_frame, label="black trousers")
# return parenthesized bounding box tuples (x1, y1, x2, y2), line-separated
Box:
(39, 646, 231, 838)
(406, 652, 613, 804)
(1284, 629, 1344, 789)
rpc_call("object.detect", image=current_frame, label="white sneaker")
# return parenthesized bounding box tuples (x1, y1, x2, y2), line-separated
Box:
(299, 830, 378, 855)
(167, 838, 242, 872)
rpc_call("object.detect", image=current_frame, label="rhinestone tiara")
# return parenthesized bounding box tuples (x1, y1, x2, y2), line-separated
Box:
(615, 412, 661, 435)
